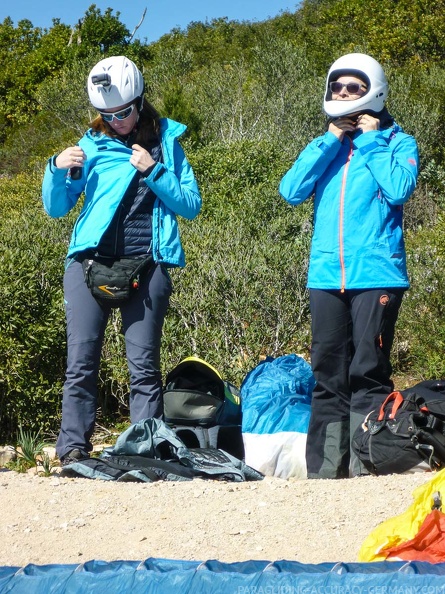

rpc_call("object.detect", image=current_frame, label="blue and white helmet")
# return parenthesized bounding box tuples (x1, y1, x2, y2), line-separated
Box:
(87, 56, 144, 110)
(323, 53, 388, 117)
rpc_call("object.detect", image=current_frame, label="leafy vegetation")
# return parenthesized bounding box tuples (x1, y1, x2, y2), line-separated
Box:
(7, 426, 50, 473)
(1, 1, 445, 442)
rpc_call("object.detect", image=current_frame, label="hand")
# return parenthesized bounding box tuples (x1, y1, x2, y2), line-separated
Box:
(130, 144, 155, 172)
(55, 146, 86, 170)
(328, 117, 357, 141)
(356, 114, 380, 133)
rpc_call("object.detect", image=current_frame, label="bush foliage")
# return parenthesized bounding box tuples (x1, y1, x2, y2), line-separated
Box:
(1, 1, 445, 441)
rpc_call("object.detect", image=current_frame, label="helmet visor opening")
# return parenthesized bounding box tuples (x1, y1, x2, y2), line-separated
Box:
(326, 69, 371, 102)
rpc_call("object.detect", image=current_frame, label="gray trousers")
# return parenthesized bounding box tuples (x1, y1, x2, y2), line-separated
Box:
(56, 258, 172, 459)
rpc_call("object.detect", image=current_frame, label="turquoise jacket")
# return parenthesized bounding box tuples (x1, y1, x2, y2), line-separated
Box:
(42, 118, 201, 267)
(279, 125, 419, 290)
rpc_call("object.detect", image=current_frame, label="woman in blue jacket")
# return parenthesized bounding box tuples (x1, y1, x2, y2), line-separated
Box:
(42, 56, 202, 467)
(279, 53, 418, 479)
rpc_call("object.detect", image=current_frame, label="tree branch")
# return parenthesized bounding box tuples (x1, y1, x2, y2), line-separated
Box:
(128, 7, 147, 43)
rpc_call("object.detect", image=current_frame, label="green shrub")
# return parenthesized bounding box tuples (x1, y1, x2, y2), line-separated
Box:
(0, 174, 71, 440)
(395, 218, 445, 379)
(162, 140, 313, 386)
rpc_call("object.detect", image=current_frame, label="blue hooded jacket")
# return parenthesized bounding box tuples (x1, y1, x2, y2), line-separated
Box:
(42, 118, 201, 267)
(279, 124, 419, 290)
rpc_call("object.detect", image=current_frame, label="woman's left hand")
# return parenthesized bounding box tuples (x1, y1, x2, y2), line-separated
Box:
(356, 114, 380, 133)
(130, 144, 156, 172)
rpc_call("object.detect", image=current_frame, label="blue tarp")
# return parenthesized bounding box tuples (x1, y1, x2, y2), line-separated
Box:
(2, 558, 445, 593)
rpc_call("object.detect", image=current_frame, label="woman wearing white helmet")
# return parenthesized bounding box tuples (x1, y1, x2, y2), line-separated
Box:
(279, 53, 419, 479)
(42, 56, 202, 467)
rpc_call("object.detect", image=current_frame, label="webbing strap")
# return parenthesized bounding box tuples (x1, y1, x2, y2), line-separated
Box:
(377, 391, 404, 421)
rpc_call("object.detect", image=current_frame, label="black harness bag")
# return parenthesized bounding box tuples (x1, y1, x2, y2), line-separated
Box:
(163, 357, 244, 459)
(82, 253, 153, 306)
(352, 380, 445, 475)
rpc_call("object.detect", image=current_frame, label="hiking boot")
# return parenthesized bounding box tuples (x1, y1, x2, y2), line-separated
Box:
(60, 449, 90, 467)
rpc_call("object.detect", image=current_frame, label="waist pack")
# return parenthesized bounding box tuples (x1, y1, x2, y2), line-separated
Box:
(82, 253, 153, 306)
(352, 380, 445, 475)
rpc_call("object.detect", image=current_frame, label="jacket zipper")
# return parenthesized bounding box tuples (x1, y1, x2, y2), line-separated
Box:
(155, 142, 166, 262)
(114, 205, 123, 255)
(339, 139, 353, 293)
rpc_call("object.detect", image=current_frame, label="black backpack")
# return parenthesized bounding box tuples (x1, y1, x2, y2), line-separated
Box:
(163, 357, 241, 427)
(163, 357, 244, 459)
(352, 380, 445, 475)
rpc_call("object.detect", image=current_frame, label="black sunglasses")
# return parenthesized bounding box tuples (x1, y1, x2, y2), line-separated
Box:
(329, 81, 366, 94)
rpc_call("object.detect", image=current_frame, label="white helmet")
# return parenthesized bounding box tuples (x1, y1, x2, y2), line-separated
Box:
(323, 53, 388, 118)
(87, 56, 144, 110)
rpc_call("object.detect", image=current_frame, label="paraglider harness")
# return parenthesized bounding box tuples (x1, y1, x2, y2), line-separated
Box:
(352, 380, 445, 475)
(163, 357, 244, 459)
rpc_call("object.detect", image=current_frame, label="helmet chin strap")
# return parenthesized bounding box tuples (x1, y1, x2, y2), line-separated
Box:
(325, 106, 394, 132)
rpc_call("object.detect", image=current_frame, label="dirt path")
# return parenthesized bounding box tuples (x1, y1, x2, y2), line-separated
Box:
(0, 467, 432, 567)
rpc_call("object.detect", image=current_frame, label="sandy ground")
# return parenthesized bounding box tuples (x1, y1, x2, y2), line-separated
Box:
(0, 466, 433, 568)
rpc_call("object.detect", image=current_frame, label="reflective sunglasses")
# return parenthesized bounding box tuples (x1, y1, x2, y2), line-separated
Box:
(329, 81, 366, 94)
(99, 104, 135, 122)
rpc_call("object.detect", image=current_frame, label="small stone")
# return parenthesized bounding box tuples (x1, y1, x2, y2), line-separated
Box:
(0, 446, 16, 466)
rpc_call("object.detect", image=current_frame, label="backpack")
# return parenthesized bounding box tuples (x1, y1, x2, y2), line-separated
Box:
(352, 380, 445, 475)
(163, 357, 241, 427)
(163, 357, 244, 459)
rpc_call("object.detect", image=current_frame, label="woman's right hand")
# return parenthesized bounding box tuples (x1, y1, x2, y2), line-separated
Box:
(328, 117, 357, 141)
(55, 146, 86, 170)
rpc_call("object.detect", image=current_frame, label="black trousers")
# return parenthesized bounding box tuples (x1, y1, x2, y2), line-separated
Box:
(306, 288, 405, 478)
